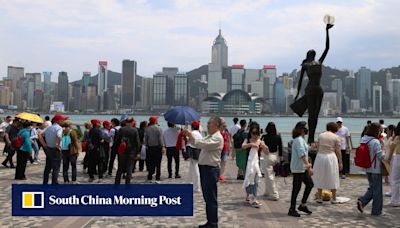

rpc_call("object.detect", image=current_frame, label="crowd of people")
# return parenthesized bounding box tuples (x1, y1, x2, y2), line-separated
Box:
(1, 113, 400, 227)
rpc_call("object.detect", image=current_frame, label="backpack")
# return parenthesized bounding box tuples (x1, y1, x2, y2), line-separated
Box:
(118, 137, 128, 155)
(233, 129, 246, 149)
(12, 135, 23, 149)
(354, 139, 374, 168)
(61, 130, 72, 150)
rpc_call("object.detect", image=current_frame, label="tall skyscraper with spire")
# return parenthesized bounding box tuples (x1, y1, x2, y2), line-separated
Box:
(208, 29, 228, 94)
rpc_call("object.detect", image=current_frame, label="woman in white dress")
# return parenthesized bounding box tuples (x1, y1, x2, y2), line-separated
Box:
(313, 122, 342, 204)
(186, 120, 203, 193)
(387, 123, 400, 207)
(241, 122, 269, 208)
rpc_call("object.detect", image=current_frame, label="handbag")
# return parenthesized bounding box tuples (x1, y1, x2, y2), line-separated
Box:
(382, 160, 390, 176)
(290, 95, 308, 117)
(187, 146, 201, 160)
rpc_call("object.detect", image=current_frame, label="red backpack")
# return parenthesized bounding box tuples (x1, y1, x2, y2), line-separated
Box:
(118, 138, 128, 155)
(12, 135, 23, 149)
(354, 139, 375, 168)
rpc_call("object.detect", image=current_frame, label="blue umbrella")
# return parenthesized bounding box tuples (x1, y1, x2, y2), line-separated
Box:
(163, 106, 200, 125)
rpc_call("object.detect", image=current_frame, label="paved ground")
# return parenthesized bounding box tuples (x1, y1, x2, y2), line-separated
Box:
(1, 145, 399, 228)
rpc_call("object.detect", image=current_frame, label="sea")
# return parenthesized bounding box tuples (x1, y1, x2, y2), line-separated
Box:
(36, 114, 400, 147)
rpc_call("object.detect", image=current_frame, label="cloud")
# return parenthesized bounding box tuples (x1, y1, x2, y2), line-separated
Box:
(0, 0, 399, 81)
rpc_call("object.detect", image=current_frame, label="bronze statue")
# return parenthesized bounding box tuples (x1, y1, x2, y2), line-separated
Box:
(292, 23, 334, 144)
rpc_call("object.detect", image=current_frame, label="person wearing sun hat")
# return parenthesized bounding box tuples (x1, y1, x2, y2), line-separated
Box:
(335, 117, 351, 179)
(39, 113, 68, 184)
(144, 116, 165, 181)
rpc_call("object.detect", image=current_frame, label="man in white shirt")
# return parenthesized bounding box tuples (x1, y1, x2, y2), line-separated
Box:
(336, 117, 351, 179)
(163, 122, 180, 178)
(228, 117, 240, 137)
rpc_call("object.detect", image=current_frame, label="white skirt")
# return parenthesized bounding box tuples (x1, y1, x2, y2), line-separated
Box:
(312, 152, 340, 189)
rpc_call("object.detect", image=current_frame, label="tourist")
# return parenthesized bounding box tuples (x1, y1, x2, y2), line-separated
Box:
(39, 114, 68, 185)
(145, 116, 165, 181)
(262, 122, 283, 201)
(336, 117, 351, 179)
(44, 116, 51, 129)
(384, 125, 395, 188)
(1, 116, 13, 155)
(108, 118, 121, 176)
(288, 121, 314, 217)
(101, 120, 112, 175)
(228, 117, 240, 137)
(2, 117, 20, 168)
(357, 123, 385, 216)
(242, 121, 268, 208)
(361, 120, 372, 138)
(82, 122, 92, 172)
(313, 122, 342, 204)
(163, 122, 180, 178)
(219, 118, 231, 182)
(387, 122, 400, 207)
(87, 119, 105, 183)
(61, 120, 79, 183)
(30, 124, 40, 164)
(15, 121, 33, 180)
(233, 119, 247, 180)
(135, 121, 147, 172)
(183, 116, 223, 228)
(114, 117, 140, 184)
(185, 120, 202, 193)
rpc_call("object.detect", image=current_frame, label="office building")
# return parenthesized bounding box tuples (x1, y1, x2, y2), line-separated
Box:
(174, 72, 188, 105)
(98, 61, 108, 111)
(121, 60, 137, 108)
(208, 29, 228, 94)
(372, 84, 382, 113)
(357, 66, 371, 109)
(57, 71, 69, 110)
(43, 72, 52, 94)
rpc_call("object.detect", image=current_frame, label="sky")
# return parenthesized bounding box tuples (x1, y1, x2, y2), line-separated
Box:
(1, 0, 400, 81)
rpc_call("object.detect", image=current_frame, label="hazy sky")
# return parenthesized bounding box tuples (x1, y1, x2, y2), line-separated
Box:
(1, 0, 400, 81)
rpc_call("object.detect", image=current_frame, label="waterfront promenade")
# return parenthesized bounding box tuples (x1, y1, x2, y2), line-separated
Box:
(1, 143, 399, 227)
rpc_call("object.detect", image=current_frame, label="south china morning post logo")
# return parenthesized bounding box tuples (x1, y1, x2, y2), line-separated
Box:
(13, 184, 193, 216)
(22, 192, 44, 209)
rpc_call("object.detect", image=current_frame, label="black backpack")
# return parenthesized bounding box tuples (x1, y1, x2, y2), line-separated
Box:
(233, 129, 246, 149)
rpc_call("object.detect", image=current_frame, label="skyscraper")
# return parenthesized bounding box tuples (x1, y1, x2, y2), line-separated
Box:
(43, 71, 52, 94)
(82, 72, 91, 92)
(98, 61, 108, 111)
(57, 71, 69, 110)
(153, 72, 167, 109)
(121, 60, 137, 108)
(231, 65, 245, 90)
(208, 29, 228, 94)
(274, 77, 285, 112)
(372, 84, 382, 113)
(356, 66, 371, 109)
(331, 78, 343, 114)
(7, 66, 24, 107)
(261, 65, 277, 100)
(174, 72, 188, 105)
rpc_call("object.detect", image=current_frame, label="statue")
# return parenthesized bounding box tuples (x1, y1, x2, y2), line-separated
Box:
(291, 17, 334, 144)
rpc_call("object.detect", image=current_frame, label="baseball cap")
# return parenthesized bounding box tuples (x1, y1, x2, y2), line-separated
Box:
(149, 116, 159, 124)
(336, 117, 343, 123)
(91, 119, 101, 125)
(52, 114, 68, 122)
(191, 120, 200, 128)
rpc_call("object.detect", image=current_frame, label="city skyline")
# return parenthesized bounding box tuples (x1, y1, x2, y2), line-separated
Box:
(1, 0, 400, 81)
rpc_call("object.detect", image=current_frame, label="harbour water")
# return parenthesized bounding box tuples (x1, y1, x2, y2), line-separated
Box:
(55, 114, 397, 147)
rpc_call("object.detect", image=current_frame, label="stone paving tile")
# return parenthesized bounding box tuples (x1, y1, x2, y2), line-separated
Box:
(1, 145, 400, 228)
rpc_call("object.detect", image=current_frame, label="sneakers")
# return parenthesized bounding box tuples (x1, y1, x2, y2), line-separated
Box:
(88, 177, 95, 183)
(357, 199, 364, 213)
(288, 209, 301, 217)
(168, 174, 172, 178)
(250, 200, 262, 208)
(298, 205, 312, 215)
(175, 174, 181, 178)
(385, 192, 392, 197)
(267, 196, 279, 201)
